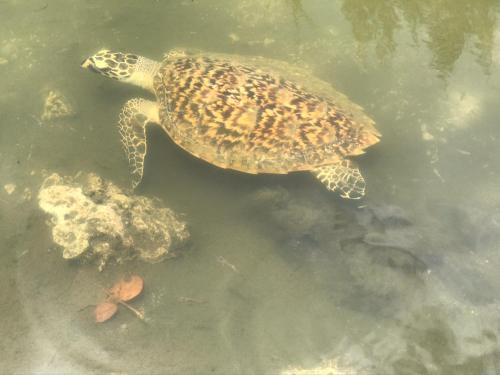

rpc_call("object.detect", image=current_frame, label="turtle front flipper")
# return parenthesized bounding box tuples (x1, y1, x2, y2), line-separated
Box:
(118, 98, 159, 188)
(312, 160, 366, 199)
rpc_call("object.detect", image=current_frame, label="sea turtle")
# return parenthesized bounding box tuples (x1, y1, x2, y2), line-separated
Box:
(81, 49, 380, 199)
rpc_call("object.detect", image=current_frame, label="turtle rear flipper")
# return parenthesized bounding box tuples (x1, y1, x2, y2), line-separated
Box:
(118, 98, 159, 188)
(312, 160, 366, 199)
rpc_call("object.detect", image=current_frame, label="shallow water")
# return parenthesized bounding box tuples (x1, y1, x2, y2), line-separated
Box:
(1, 0, 500, 373)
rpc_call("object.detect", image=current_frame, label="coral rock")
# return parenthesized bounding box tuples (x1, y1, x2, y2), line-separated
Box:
(38, 172, 189, 270)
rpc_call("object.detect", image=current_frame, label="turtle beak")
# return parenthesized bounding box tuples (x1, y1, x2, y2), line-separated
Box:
(81, 57, 99, 74)
(81, 57, 91, 68)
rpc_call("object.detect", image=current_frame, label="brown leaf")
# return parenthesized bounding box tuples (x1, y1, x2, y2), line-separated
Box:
(109, 275, 144, 302)
(95, 301, 118, 323)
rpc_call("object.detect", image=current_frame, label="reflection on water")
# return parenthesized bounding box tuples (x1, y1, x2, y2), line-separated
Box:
(231, 0, 312, 27)
(1, 0, 500, 374)
(342, 0, 498, 75)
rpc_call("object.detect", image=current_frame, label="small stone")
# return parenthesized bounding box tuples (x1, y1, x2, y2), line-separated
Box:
(22, 187, 32, 201)
(422, 129, 434, 141)
(263, 38, 275, 46)
(4, 183, 15, 195)
(228, 33, 240, 42)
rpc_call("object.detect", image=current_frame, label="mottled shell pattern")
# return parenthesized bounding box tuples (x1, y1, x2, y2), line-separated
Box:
(152, 50, 380, 174)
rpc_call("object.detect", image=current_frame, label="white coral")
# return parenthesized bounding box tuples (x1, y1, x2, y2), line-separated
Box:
(38, 173, 188, 269)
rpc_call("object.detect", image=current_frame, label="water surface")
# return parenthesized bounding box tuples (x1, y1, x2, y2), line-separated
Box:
(1, 1, 500, 373)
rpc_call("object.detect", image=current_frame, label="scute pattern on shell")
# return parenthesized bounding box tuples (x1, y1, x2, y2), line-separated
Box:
(153, 51, 380, 174)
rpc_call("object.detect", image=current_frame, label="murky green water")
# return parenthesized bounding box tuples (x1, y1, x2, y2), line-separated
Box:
(1, 0, 500, 373)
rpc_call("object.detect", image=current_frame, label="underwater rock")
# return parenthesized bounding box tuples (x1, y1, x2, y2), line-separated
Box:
(356, 204, 413, 227)
(363, 228, 420, 250)
(38, 172, 189, 270)
(249, 186, 342, 243)
(41, 90, 74, 121)
(280, 358, 360, 375)
(355, 204, 420, 250)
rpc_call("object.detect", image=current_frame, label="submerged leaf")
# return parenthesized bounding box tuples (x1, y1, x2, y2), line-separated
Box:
(109, 275, 144, 302)
(95, 301, 118, 323)
(92, 275, 145, 323)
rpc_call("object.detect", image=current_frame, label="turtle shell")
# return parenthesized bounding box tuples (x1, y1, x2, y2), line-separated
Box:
(153, 49, 380, 174)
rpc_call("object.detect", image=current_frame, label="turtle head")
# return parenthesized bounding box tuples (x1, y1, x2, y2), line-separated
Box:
(81, 49, 159, 92)
(81, 49, 138, 81)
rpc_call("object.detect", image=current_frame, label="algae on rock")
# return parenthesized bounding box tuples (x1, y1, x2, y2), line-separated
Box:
(38, 172, 189, 270)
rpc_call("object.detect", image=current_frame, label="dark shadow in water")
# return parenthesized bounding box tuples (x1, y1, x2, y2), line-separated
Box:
(262, 0, 317, 31)
(341, 0, 498, 76)
(287, 0, 315, 28)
